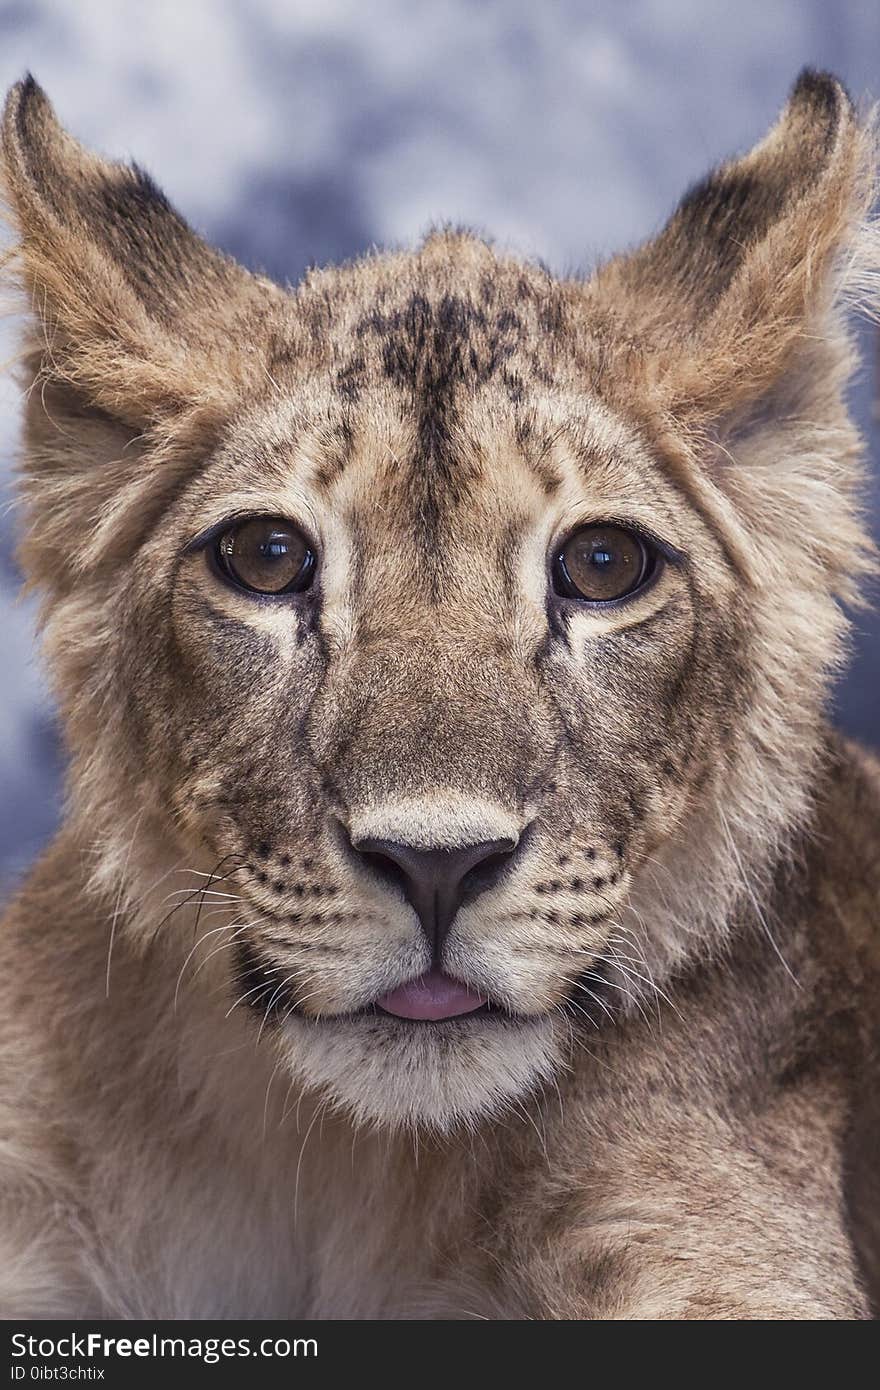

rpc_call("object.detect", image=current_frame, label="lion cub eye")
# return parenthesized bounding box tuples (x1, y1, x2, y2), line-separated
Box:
(215, 517, 316, 595)
(553, 525, 655, 603)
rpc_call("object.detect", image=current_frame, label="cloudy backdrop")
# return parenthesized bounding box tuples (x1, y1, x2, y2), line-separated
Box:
(0, 0, 878, 882)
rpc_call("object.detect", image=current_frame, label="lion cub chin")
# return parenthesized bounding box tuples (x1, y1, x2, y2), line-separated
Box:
(0, 70, 878, 1319)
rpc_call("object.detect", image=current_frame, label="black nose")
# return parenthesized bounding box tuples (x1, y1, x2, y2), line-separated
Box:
(353, 836, 518, 956)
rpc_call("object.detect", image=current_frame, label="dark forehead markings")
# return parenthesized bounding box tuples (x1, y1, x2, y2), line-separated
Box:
(518, 422, 563, 496)
(497, 517, 526, 605)
(350, 292, 524, 584)
(313, 417, 355, 492)
(563, 422, 621, 481)
(344, 510, 369, 607)
(311, 277, 567, 538)
(334, 353, 366, 406)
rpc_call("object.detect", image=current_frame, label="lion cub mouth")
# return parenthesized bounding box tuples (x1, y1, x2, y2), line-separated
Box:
(375, 969, 489, 1022)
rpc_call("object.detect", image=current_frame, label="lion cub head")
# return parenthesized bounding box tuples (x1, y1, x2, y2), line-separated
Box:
(1, 73, 875, 1129)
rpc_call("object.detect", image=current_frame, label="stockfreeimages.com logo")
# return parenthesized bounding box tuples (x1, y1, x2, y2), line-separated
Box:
(11, 1332, 317, 1370)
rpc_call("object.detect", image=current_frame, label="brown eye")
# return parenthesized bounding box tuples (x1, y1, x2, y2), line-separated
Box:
(553, 525, 654, 603)
(215, 517, 315, 595)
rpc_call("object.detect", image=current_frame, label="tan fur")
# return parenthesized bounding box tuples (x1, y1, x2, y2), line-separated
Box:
(0, 71, 878, 1318)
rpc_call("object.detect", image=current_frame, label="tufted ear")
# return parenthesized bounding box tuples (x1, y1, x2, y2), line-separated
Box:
(1, 75, 283, 431)
(595, 69, 878, 428)
(0, 77, 292, 591)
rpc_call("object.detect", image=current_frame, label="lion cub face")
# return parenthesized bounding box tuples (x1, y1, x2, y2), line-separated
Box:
(153, 339, 715, 1127)
(2, 75, 873, 1128)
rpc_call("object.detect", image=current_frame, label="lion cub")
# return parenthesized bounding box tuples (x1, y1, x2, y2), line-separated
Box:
(0, 70, 877, 1318)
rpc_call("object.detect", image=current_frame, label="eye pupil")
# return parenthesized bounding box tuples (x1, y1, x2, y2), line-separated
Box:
(216, 517, 315, 595)
(554, 525, 654, 603)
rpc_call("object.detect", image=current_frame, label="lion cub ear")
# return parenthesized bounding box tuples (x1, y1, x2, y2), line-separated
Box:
(597, 69, 878, 426)
(1, 76, 281, 429)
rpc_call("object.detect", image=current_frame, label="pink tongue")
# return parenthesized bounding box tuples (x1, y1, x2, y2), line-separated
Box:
(377, 969, 488, 1021)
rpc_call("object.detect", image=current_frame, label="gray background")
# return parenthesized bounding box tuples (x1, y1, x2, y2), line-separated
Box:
(0, 0, 877, 884)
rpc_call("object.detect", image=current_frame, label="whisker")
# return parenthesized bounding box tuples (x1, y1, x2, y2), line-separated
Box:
(225, 976, 280, 1019)
(174, 922, 242, 1012)
(293, 1099, 330, 1231)
(257, 974, 300, 1042)
(145, 857, 244, 947)
(261, 1056, 283, 1140)
(719, 806, 800, 987)
(105, 810, 145, 998)
(190, 920, 262, 979)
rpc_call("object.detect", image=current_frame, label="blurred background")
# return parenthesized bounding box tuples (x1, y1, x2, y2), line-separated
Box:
(0, 0, 877, 884)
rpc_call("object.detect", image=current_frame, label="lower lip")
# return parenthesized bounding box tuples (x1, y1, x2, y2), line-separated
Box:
(375, 969, 490, 1022)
